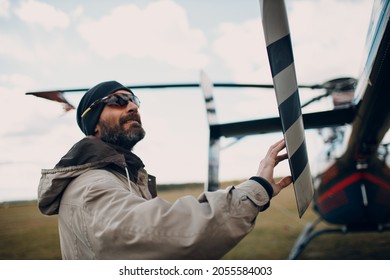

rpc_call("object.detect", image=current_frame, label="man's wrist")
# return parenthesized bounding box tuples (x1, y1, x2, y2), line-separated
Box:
(249, 176, 274, 200)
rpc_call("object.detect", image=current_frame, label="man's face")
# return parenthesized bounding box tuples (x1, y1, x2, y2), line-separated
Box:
(95, 90, 145, 150)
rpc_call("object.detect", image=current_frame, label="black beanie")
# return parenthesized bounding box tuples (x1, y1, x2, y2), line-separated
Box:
(76, 80, 131, 135)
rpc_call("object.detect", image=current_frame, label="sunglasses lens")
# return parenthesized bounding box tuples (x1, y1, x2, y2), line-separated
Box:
(131, 95, 140, 107)
(104, 96, 121, 106)
(116, 95, 130, 106)
(81, 93, 140, 118)
(105, 93, 140, 107)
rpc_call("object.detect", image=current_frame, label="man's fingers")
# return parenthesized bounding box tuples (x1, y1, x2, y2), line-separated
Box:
(274, 139, 286, 153)
(267, 139, 288, 166)
(273, 152, 287, 165)
(278, 176, 293, 189)
(267, 139, 284, 156)
(277, 152, 288, 161)
(271, 138, 284, 148)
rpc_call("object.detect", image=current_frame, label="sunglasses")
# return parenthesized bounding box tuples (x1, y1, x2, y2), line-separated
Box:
(81, 92, 141, 118)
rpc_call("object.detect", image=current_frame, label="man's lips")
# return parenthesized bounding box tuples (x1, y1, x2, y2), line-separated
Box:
(120, 114, 141, 126)
(126, 120, 140, 126)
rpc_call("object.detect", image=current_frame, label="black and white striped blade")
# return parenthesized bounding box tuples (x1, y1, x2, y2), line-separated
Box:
(260, 0, 313, 217)
(200, 71, 221, 191)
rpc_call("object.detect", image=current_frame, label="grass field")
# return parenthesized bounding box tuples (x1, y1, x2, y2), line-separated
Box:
(0, 182, 389, 260)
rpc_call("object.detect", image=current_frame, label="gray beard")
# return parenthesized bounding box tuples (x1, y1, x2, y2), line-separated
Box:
(99, 119, 145, 150)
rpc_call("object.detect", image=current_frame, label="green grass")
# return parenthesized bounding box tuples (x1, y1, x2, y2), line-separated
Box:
(1, 182, 389, 260)
(0, 201, 61, 259)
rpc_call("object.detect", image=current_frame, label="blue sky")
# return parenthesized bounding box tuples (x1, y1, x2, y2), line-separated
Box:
(0, 0, 373, 202)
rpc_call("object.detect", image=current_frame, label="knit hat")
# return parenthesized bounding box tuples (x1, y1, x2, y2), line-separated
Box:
(76, 80, 131, 135)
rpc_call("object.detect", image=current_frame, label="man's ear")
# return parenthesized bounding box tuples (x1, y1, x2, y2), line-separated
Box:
(94, 124, 101, 137)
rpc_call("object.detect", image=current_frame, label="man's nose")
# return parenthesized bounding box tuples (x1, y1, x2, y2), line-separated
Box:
(126, 100, 138, 113)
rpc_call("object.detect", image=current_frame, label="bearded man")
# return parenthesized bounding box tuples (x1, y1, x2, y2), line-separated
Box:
(37, 80, 292, 259)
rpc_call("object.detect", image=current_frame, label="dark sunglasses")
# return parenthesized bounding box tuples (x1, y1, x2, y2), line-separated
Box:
(81, 92, 141, 118)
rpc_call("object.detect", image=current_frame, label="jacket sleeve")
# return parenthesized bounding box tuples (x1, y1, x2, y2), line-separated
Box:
(79, 170, 273, 259)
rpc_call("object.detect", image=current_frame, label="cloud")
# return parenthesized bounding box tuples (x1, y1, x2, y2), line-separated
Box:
(0, 2, 84, 65)
(0, 73, 56, 136)
(77, 0, 208, 69)
(71, 4, 83, 19)
(0, 0, 10, 18)
(0, 73, 36, 88)
(13, 0, 70, 31)
(288, 0, 371, 83)
(212, 19, 270, 83)
(0, 73, 83, 202)
(212, 0, 371, 84)
(0, 34, 35, 62)
(0, 32, 88, 76)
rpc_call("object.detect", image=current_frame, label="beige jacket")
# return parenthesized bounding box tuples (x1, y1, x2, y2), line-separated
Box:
(38, 137, 273, 259)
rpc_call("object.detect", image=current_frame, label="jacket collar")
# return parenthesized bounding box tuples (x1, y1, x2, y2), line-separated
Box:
(55, 136, 144, 181)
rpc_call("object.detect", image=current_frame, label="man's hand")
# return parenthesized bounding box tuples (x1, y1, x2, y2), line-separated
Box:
(256, 139, 292, 197)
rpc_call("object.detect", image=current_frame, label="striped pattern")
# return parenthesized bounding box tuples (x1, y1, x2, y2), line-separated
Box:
(200, 71, 218, 126)
(200, 71, 220, 192)
(260, 0, 313, 217)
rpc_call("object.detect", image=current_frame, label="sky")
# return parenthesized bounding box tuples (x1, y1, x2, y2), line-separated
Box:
(0, 0, 374, 202)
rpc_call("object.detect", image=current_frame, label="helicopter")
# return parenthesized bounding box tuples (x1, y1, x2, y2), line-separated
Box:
(26, 0, 390, 259)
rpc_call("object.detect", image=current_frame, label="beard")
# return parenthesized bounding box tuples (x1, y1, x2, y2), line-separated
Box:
(99, 113, 145, 150)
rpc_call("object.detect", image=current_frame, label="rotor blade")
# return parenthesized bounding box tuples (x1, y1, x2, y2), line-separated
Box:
(260, 0, 314, 217)
(25, 81, 326, 114)
(200, 71, 221, 192)
(200, 72, 219, 126)
(26, 81, 323, 96)
(211, 105, 357, 139)
(26, 90, 75, 111)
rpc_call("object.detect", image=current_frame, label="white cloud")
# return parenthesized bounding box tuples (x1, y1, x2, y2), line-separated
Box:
(289, 0, 371, 83)
(0, 73, 53, 136)
(71, 4, 83, 19)
(0, 32, 88, 67)
(0, 74, 83, 202)
(212, 0, 371, 85)
(14, 0, 70, 31)
(212, 19, 270, 83)
(0, 0, 10, 18)
(0, 34, 35, 62)
(77, 0, 208, 69)
(0, 73, 36, 89)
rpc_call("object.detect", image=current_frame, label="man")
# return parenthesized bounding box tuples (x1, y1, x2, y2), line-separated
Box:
(37, 80, 292, 259)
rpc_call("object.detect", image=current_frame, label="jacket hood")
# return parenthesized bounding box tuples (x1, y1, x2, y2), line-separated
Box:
(38, 136, 144, 215)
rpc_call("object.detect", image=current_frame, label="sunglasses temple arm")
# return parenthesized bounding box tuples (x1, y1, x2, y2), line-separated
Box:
(81, 107, 92, 118)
